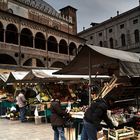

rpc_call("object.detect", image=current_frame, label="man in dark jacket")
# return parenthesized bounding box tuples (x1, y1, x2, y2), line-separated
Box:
(81, 97, 115, 140)
(50, 98, 68, 140)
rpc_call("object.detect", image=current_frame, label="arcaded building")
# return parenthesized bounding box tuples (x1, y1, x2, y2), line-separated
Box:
(78, 5, 140, 53)
(0, 0, 85, 70)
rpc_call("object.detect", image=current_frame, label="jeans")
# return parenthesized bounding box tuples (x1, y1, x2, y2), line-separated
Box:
(19, 106, 26, 122)
(52, 126, 66, 140)
(81, 119, 97, 140)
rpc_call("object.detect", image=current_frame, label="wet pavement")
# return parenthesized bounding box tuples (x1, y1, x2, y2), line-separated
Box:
(0, 118, 54, 140)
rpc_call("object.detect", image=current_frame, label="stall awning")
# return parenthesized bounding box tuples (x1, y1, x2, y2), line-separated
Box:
(6, 71, 28, 83)
(54, 45, 140, 76)
(0, 73, 9, 82)
(22, 69, 56, 81)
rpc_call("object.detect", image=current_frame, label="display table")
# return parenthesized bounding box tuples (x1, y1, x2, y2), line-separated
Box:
(65, 112, 84, 140)
(70, 112, 84, 119)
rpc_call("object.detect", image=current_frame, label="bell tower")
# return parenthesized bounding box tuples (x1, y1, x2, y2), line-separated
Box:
(60, 6, 77, 35)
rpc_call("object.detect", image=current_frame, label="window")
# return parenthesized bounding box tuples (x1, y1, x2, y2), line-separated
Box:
(90, 36, 93, 40)
(99, 41, 103, 47)
(121, 34, 126, 46)
(109, 38, 114, 48)
(133, 19, 138, 24)
(109, 29, 112, 33)
(120, 24, 124, 29)
(134, 29, 139, 43)
(99, 33, 102, 36)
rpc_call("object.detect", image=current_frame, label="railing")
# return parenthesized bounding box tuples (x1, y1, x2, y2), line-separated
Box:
(0, 42, 75, 60)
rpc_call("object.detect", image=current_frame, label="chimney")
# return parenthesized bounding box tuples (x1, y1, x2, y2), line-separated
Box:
(117, 11, 119, 16)
(90, 22, 99, 27)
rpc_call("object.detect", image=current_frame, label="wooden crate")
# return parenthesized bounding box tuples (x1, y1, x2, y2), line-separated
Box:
(108, 127, 134, 140)
(134, 130, 140, 140)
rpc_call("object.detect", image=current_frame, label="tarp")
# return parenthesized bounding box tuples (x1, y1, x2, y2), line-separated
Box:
(54, 44, 140, 76)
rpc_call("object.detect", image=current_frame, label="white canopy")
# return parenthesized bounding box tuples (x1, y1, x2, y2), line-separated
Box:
(6, 71, 28, 82)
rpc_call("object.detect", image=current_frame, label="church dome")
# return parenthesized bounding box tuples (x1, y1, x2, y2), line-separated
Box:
(17, 0, 59, 16)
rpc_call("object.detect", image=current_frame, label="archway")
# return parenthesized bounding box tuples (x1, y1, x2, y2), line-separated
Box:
(6, 24, 18, 44)
(69, 42, 77, 56)
(47, 36, 58, 52)
(36, 59, 45, 67)
(23, 58, 45, 67)
(0, 22, 4, 42)
(23, 58, 32, 66)
(0, 54, 17, 65)
(59, 39, 68, 54)
(35, 32, 46, 50)
(20, 28, 33, 47)
(51, 61, 65, 68)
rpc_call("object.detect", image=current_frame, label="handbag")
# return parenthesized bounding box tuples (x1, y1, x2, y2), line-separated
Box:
(64, 117, 75, 128)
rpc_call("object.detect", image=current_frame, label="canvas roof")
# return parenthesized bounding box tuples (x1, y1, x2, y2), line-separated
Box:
(54, 44, 140, 76)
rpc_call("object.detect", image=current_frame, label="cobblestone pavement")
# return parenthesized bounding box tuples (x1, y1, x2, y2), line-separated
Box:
(0, 118, 54, 140)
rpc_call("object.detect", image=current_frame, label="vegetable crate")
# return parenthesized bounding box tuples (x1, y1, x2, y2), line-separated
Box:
(108, 127, 134, 140)
(134, 130, 140, 140)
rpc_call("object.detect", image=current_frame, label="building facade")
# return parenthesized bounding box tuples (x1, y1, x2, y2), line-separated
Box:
(0, 0, 85, 70)
(78, 5, 140, 53)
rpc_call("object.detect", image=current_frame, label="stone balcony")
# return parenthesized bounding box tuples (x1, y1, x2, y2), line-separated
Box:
(0, 42, 75, 61)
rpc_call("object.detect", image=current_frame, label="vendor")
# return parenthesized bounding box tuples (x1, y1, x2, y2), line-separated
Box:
(16, 89, 27, 122)
(81, 97, 116, 140)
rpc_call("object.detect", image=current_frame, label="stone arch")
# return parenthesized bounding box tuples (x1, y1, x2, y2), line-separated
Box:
(51, 61, 66, 68)
(35, 32, 46, 50)
(20, 28, 33, 47)
(0, 54, 17, 65)
(69, 42, 77, 56)
(23, 58, 32, 66)
(47, 36, 58, 52)
(78, 45, 83, 53)
(23, 58, 45, 67)
(0, 22, 4, 42)
(6, 24, 18, 44)
(59, 39, 68, 54)
(36, 59, 45, 67)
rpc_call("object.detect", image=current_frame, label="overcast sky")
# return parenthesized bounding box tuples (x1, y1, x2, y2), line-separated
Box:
(45, 0, 139, 32)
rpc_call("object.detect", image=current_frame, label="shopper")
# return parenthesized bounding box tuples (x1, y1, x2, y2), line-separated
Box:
(79, 85, 89, 107)
(16, 89, 27, 122)
(81, 97, 115, 140)
(50, 98, 68, 140)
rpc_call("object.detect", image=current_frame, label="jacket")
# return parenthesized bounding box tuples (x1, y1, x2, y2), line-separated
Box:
(84, 99, 114, 130)
(16, 93, 26, 108)
(50, 100, 68, 126)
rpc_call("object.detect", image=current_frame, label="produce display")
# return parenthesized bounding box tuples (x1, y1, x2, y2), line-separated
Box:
(70, 106, 88, 112)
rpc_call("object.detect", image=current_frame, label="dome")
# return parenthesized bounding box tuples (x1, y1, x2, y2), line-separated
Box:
(17, 0, 59, 16)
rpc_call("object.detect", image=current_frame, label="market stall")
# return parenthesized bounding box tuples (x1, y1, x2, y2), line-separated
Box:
(0, 69, 89, 124)
(54, 44, 140, 140)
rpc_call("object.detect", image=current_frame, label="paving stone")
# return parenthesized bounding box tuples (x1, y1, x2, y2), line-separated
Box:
(0, 119, 54, 140)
